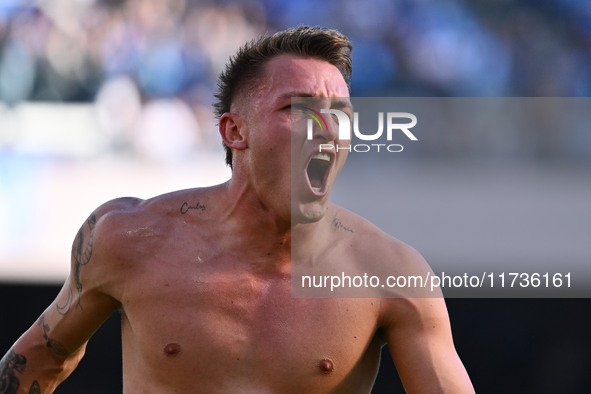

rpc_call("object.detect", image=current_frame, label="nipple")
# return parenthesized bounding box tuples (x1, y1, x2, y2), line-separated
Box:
(318, 358, 334, 374)
(164, 343, 181, 356)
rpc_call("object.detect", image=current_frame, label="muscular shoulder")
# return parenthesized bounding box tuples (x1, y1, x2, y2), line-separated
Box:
(92, 187, 214, 244)
(69, 197, 146, 294)
(88, 196, 155, 251)
(73, 188, 215, 290)
(325, 204, 437, 298)
(328, 204, 427, 270)
(325, 206, 447, 330)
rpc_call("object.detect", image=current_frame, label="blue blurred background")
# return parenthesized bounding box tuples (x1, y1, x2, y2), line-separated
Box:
(1, 0, 590, 393)
(1, 0, 591, 102)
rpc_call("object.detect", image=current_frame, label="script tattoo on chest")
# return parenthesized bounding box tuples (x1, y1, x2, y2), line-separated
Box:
(334, 218, 354, 233)
(180, 201, 206, 214)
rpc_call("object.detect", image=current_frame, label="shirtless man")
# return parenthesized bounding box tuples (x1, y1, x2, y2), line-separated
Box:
(0, 26, 474, 393)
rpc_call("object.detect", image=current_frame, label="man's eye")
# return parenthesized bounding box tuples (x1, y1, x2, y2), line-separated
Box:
(287, 104, 309, 116)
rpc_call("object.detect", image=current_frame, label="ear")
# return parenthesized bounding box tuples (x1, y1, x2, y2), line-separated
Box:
(219, 112, 248, 151)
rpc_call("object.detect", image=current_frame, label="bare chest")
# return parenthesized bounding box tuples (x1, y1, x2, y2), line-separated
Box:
(118, 249, 382, 392)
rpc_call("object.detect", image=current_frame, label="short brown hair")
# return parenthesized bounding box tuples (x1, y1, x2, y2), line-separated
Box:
(213, 26, 353, 168)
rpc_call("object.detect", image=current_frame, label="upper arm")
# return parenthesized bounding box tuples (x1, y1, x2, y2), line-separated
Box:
(46, 197, 141, 353)
(1, 197, 138, 392)
(378, 246, 474, 393)
(43, 207, 121, 355)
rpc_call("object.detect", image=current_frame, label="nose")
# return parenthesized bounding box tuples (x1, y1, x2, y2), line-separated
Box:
(309, 121, 336, 143)
(317, 108, 350, 143)
(310, 111, 341, 142)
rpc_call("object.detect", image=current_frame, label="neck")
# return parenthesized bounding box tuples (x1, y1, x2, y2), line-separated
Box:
(218, 178, 292, 270)
(217, 175, 332, 272)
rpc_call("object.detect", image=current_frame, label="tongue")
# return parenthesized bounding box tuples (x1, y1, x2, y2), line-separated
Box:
(310, 177, 322, 188)
(307, 159, 327, 189)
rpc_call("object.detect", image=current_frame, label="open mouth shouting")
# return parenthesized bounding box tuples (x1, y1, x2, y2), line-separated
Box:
(305, 152, 334, 196)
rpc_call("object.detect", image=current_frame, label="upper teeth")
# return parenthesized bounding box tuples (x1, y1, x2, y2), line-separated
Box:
(313, 153, 330, 161)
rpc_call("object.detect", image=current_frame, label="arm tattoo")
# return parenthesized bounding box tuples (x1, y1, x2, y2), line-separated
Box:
(38, 314, 68, 357)
(56, 285, 73, 316)
(72, 213, 97, 309)
(0, 348, 27, 394)
(28, 381, 41, 394)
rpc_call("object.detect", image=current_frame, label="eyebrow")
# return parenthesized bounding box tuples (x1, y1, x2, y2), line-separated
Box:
(277, 92, 353, 111)
(277, 92, 315, 102)
(331, 98, 353, 112)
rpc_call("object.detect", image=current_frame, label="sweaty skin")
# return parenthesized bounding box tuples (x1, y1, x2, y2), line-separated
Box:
(0, 55, 474, 393)
(95, 193, 387, 393)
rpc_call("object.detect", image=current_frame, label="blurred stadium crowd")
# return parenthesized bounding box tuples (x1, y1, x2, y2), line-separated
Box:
(0, 0, 590, 162)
